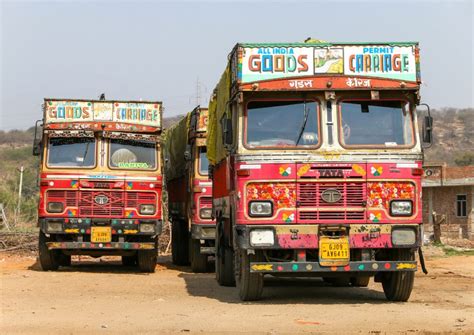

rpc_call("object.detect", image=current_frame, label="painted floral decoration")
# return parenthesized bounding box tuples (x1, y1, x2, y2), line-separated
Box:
(247, 183, 296, 210)
(367, 182, 415, 210)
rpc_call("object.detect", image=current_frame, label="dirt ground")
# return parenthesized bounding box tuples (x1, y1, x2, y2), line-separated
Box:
(1, 248, 473, 334)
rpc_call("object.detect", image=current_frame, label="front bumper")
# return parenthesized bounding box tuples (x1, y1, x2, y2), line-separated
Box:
(39, 218, 163, 236)
(250, 260, 417, 273)
(236, 224, 421, 250)
(46, 241, 155, 250)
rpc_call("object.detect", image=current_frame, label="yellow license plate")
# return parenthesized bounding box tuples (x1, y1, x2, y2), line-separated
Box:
(319, 236, 350, 266)
(91, 227, 112, 243)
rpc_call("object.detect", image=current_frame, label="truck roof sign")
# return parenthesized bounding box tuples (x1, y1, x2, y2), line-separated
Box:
(44, 99, 162, 129)
(237, 43, 419, 84)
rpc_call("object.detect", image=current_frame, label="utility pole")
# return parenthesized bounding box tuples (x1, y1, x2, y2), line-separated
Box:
(16, 166, 24, 223)
(195, 77, 201, 106)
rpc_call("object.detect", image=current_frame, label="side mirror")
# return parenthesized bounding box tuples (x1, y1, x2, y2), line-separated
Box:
(32, 119, 43, 156)
(32, 139, 42, 156)
(418, 103, 433, 148)
(184, 144, 192, 161)
(222, 118, 233, 146)
(422, 116, 433, 145)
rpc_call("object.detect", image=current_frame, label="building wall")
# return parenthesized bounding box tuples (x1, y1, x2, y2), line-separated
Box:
(422, 185, 473, 239)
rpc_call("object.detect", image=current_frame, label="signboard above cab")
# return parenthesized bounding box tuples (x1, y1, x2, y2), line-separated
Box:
(44, 99, 162, 129)
(237, 42, 419, 85)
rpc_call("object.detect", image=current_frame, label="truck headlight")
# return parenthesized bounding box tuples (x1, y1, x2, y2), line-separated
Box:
(390, 200, 413, 216)
(249, 201, 273, 217)
(139, 204, 156, 215)
(392, 227, 417, 245)
(46, 221, 63, 233)
(47, 202, 64, 213)
(199, 208, 212, 219)
(139, 223, 155, 233)
(250, 229, 274, 246)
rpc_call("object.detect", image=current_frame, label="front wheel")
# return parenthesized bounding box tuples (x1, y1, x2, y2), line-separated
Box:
(137, 249, 157, 273)
(351, 276, 370, 287)
(235, 250, 264, 301)
(38, 231, 59, 271)
(190, 238, 208, 273)
(382, 249, 415, 301)
(215, 224, 235, 286)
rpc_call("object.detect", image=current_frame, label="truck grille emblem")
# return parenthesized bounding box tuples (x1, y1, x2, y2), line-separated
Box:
(94, 194, 109, 205)
(321, 189, 342, 203)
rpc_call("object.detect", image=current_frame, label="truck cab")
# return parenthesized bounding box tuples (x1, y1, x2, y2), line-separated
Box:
(165, 106, 215, 272)
(34, 99, 163, 272)
(207, 42, 432, 301)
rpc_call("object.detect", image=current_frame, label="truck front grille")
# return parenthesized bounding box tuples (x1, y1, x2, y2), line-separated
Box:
(297, 182, 365, 222)
(79, 191, 124, 217)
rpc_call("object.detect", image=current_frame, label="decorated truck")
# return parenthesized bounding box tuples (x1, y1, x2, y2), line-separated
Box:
(164, 106, 214, 272)
(207, 41, 432, 301)
(33, 98, 163, 272)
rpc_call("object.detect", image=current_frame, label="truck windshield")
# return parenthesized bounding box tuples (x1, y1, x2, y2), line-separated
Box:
(246, 101, 319, 148)
(109, 138, 157, 169)
(199, 147, 209, 175)
(47, 137, 96, 168)
(339, 101, 414, 147)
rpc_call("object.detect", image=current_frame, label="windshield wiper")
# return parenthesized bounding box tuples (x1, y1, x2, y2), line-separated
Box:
(295, 101, 309, 146)
(81, 140, 91, 166)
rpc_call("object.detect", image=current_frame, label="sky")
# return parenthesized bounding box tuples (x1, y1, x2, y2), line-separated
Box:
(0, 0, 473, 130)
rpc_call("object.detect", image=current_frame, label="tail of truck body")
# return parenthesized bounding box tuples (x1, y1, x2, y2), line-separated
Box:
(207, 41, 430, 300)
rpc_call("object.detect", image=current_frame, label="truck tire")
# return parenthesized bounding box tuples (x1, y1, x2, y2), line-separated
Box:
(351, 276, 370, 287)
(137, 250, 157, 273)
(190, 238, 208, 273)
(171, 220, 189, 265)
(38, 231, 59, 271)
(215, 224, 235, 286)
(236, 250, 263, 301)
(122, 255, 138, 266)
(382, 249, 415, 301)
(58, 253, 71, 267)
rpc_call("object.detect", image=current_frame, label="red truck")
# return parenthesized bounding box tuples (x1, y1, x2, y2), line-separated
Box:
(164, 106, 215, 272)
(33, 98, 163, 272)
(207, 41, 432, 300)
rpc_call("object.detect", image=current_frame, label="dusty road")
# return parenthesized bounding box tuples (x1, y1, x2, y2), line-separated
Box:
(1, 250, 473, 334)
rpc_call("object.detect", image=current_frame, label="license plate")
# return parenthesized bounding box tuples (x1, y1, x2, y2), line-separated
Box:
(91, 227, 112, 243)
(319, 236, 350, 266)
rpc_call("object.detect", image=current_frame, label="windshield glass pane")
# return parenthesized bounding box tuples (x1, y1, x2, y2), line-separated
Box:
(340, 101, 413, 147)
(199, 147, 209, 175)
(246, 101, 319, 148)
(109, 139, 156, 169)
(47, 137, 96, 167)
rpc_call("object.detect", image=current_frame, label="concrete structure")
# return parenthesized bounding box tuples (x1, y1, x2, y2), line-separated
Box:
(422, 164, 474, 240)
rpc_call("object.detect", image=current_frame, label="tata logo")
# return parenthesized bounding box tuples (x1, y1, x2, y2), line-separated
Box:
(319, 169, 344, 178)
(321, 189, 342, 203)
(94, 194, 109, 205)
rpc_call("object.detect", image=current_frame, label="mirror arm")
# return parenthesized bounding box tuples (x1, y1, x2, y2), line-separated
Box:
(419, 103, 431, 118)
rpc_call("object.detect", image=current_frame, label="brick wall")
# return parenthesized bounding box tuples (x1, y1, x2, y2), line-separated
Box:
(422, 185, 473, 239)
